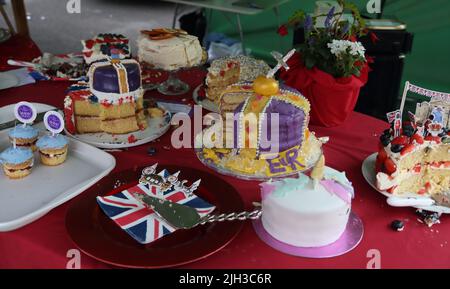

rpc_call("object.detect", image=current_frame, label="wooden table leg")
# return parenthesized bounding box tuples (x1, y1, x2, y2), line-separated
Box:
(0, 4, 16, 34)
(11, 0, 29, 36)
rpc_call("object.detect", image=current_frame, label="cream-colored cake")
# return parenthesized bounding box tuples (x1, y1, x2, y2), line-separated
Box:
(137, 28, 203, 71)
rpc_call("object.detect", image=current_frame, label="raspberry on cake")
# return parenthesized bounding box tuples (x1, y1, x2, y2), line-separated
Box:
(207, 55, 270, 104)
(64, 57, 147, 135)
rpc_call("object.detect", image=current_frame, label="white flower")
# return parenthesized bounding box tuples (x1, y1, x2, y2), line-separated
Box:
(327, 39, 365, 58)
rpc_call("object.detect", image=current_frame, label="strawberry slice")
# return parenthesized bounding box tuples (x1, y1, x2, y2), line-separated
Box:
(400, 143, 415, 156)
(424, 135, 441, 143)
(391, 135, 409, 146)
(375, 159, 383, 173)
(377, 148, 388, 162)
(387, 186, 397, 194)
(411, 133, 424, 144)
(384, 158, 397, 175)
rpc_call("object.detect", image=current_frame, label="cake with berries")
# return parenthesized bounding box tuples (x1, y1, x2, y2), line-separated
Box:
(206, 55, 270, 104)
(260, 157, 354, 247)
(197, 76, 323, 178)
(64, 57, 147, 134)
(137, 28, 204, 71)
(375, 120, 450, 196)
(81, 33, 130, 65)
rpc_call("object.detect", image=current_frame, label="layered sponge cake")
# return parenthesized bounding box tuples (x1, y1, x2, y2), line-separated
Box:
(375, 123, 450, 195)
(206, 55, 270, 104)
(64, 58, 146, 134)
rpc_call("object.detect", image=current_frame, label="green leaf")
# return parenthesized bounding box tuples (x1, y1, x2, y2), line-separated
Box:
(305, 56, 316, 69)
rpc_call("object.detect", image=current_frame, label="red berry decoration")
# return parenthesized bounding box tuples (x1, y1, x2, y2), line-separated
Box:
(391, 135, 409, 146)
(425, 182, 432, 192)
(413, 164, 421, 173)
(384, 158, 397, 175)
(377, 148, 388, 162)
(83, 51, 93, 58)
(411, 133, 424, 144)
(400, 144, 415, 156)
(424, 135, 441, 143)
(417, 188, 426, 195)
(375, 159, 383, 173)
(85, 39, 95, 49)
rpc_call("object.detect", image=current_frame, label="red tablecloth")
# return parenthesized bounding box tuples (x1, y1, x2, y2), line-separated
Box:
(1, 55, 449, 269)
(0, 35, 42, 71)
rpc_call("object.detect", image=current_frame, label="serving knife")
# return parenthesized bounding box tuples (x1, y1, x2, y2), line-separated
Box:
(0, 109, 56, 131)
(387, 193, 450, 208)
(134, 194, 262, 230)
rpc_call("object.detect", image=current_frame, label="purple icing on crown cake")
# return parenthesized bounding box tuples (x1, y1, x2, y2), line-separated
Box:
(232, 86, 307, 155)
(260, 99, 306, 153)
(92, 62, 141, 94)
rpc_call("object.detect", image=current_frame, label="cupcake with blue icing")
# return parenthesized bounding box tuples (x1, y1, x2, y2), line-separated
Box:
(36, 134, 68, 166)
(0, 147, 34, 179)
(8, 125, 39, 151)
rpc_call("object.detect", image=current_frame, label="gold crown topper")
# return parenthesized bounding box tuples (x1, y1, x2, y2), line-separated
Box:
(253, 49, 296, 96)
(141, 28, 188, 40)
(139, 163, 201, 195)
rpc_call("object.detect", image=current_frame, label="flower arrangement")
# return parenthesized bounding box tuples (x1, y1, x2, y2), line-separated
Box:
(278, 0, 367, 78)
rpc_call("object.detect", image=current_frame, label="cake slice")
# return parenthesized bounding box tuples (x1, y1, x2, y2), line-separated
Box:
(137, 28, 204, 71)
(206, 55, 270, 104)
(375, 123, 450, 196)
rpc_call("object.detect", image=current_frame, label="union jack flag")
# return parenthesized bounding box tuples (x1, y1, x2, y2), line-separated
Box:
(97, 167, 216, 244)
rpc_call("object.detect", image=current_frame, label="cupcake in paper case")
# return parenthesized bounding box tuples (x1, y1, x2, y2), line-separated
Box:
(0, 147, 34, 179)
(8, 125, 39, 151)
(36, 134, 68, 166)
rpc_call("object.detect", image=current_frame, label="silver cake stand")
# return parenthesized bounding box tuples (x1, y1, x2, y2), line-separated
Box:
(146, 50, 208, 96)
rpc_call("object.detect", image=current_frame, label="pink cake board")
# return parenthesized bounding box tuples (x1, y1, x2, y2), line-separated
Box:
(252, 212, 363, 258)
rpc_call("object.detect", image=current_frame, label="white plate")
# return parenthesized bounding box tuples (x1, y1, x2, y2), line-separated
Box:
(0, 73, 19, 90)
(64, 106, 172, 149)
(361, 153, 450, 214)
(192, 84, 220, 113)
(0, 103, 116, 231)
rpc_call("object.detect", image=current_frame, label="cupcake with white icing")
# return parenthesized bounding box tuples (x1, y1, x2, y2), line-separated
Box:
(36, 134, 68, 166)
(0, 147, 34, 179)
(8, 125, 39, 151)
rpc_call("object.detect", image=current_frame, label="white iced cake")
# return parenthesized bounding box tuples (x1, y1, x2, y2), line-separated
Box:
(260, 166, 354, 247)
(137, 28, 203, 71)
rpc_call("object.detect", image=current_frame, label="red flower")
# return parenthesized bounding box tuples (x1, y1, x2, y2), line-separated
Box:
(348, 35, 357, 42)
(370, 32, 380, 44)
(277, 25, 288, 36)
